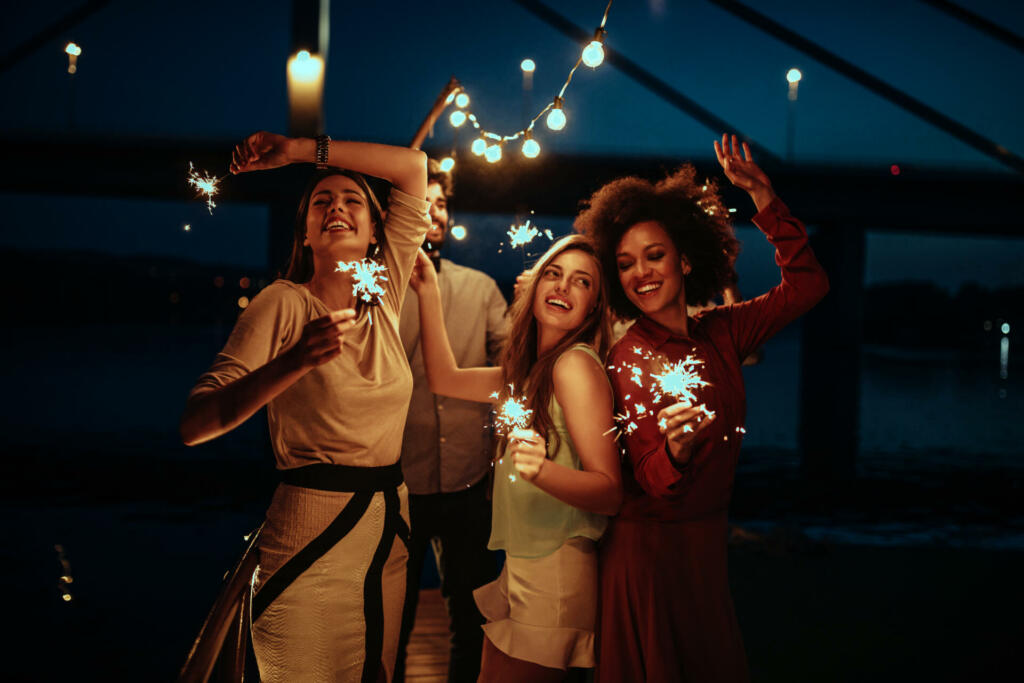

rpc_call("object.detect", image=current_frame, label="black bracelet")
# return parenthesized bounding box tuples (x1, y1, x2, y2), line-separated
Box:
(315, 134, 331, 169)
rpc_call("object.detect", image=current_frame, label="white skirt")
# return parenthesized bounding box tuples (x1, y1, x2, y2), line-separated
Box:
(250, 483, 409, 682)
(474, 536, 597, 670)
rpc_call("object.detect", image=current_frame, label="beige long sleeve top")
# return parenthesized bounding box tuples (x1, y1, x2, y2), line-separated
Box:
(189, 187, 431, 469)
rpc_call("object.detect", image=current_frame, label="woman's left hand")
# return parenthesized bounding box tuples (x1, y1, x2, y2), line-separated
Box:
(714, 133, 776, 212)
(231, 131, 297, 174)
(508, 427, 547, 481)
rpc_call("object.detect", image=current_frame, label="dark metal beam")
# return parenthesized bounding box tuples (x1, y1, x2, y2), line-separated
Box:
(511, 0, 781, 166)
(706, 0, 1024, 175)
(0, 0, 112, 76)
(1, 136, 1022, 236)
(917, 0, 1024, 54)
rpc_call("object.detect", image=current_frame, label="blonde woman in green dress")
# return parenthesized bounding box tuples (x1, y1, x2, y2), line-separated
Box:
(409, 234, 622, 681)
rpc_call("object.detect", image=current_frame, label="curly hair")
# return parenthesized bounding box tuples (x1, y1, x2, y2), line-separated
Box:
(573, 165, 740, 319)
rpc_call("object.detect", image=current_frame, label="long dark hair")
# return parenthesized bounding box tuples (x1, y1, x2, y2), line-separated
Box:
(498, 234, 611, 455)
(283, 169, 387, 283)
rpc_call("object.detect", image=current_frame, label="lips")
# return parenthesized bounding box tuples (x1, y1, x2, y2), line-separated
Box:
(323, 219, 354, 234)
(545, 296, 572, 311)
(635, 281, 661, 296)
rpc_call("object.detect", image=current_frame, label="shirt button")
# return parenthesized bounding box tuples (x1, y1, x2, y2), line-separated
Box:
(440, 437, 447, 443)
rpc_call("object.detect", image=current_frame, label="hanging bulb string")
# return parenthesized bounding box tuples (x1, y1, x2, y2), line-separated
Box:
(425, 0, 613, 162)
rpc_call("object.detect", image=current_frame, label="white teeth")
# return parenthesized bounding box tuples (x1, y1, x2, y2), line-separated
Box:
(546, 298, 571, 310)
(325, 221, 352, 232)
(637, 282, 660, 294)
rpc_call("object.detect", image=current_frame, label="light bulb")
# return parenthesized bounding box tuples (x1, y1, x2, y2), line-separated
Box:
(450, 225, 467, 240)
(439, 157, 455, 172)
(449, 110, 467, 127)
(522, 138, 540, 158)
(786, 68, 802, 84)
(471, 138, 487, 156)
(521, 58, 536, 73)
(485, 144, 502, 163)
(582, 41, 604, 68)
(546, 104, 566, 131)
(455, 92, 470, 108)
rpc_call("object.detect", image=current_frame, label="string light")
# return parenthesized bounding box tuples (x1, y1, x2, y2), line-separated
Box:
(581, 28, 607, 68)
(485, 142, 503, 163)
(449, 110, 467, 127)
(546, 96, 567, 131)
(439, 156, 456, 172)
(451, 225, 467, 240)
(437, 0, 613, 164)
(522, 131, 540, 158)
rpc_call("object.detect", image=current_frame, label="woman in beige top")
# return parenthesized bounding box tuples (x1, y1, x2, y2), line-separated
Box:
(180, 131, 429, 682)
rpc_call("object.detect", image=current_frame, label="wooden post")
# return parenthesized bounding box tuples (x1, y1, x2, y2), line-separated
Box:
(799, 223, 865, 481)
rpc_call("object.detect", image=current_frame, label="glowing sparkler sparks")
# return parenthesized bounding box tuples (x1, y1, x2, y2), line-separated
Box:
(652, 356, 709, 406)
(335, 259, 388, 305)
(186, 162, 221, 214)
(507, 219, 540, 249)
(490, 385, 533, 436)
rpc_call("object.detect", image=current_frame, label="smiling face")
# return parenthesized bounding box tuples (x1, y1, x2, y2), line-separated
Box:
(424, 181, 449, 248)
(531, 248, 599, 343)
(304, 174, 378, 262)
(615, 220, 690, 317)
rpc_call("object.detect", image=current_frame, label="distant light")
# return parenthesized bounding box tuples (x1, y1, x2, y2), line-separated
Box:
(183, 224, 191, 232)
(449, 110, 467, 127)
(65, 42, 81, 74)
(288, 50, 323, 83)
(62, 594, 72, 602)
(450, 225, 467, 240)
(521, 58, 536, 73)
(471, 138, 487, 156)
(1001, 322, 1011, 334)
(582, 40, 605, 68)
(522, 137, 540, 158)
(485, 144, 502, 163)
(439, 156, 455, 172)
(786, 68, 802, 84)
(213, 276, 225, 288)
(239, 276, 251, 289)
(65, 43, 82, 57)
(455, 92, 470, 108)
(238, 296, 250, 309)
(445, 91, 456, 104)
(890, 164, 901, 176)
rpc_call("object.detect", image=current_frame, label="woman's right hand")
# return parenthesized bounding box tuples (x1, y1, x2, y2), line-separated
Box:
(409, 249, 439, 294)
(287, 309, 358, 369)
(231, 131, 298, 174)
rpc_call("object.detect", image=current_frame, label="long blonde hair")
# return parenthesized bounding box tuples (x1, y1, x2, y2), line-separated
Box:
(498, 234, 611, 454)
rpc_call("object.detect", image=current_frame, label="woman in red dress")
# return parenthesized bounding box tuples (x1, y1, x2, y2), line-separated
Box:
(575, 135, 830, 682)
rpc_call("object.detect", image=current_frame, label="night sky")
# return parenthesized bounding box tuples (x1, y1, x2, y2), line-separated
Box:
(2, 0, 1023, 283)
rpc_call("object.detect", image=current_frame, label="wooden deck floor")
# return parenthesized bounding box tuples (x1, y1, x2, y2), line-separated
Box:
(403, 588, 450, 681)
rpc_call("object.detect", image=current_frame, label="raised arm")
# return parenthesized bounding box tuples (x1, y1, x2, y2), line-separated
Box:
(508, 348, 622, 516)
(231, 132, 427, 199)
(180, 309, 357, 446)
(409, 249, 502, 403)
(713, 133, 829, 357)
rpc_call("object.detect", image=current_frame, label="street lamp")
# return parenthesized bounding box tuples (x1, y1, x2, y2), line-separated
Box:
(785, 68, 802, 162)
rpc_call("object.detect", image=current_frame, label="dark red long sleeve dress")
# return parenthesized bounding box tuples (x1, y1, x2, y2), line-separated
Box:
(596, 198, 829, 682)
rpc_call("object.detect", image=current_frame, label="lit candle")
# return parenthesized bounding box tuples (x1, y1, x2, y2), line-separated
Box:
(287, 50, 325, 136)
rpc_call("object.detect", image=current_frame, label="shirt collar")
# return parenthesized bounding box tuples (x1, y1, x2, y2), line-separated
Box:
(633, 315, 693, 348)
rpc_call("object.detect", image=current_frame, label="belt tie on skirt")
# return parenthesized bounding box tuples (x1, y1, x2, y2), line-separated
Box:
(251, 463, 409, 636)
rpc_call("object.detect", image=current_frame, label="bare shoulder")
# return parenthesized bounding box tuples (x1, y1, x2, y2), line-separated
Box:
(553, 346, 607, 393)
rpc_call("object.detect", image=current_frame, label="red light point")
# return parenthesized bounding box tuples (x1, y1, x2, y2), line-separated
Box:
(890, 164, 901, 176)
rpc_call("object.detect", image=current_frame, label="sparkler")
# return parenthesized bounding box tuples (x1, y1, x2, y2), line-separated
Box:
(490, 385, 533, 436)
(652, 355, 709, 406)
(336, 258, 388, 325)
(186, 162, 223, 214)
(507, 219, 540, 249)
